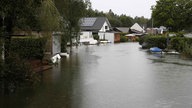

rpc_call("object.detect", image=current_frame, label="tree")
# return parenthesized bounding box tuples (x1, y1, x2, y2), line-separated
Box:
(152, 0, 192, 31)
(0, 0, 43, 61)
(106, 9, 122, 27)
(0, 1, 48, 92)
(0, 0, 41, 33)
(134, 16, 148, 28)
(84, 8, 150, 28)
(119, 14, 134, 27)
(55, 0, 87, 51)
(85, 0, 92, 10)
(38, 0, 63, 31)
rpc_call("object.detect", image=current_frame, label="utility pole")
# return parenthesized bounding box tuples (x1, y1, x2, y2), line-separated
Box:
(152, 18, 153, 35)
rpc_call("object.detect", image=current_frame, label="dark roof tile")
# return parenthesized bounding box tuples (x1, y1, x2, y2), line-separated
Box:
(80, 17, 111, 31)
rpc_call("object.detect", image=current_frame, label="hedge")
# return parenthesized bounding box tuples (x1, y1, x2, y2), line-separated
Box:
(139, 35, 167, 49)
(170, 37, 192, 57)
(10, 37, 47, 60)
(139, 35, 192, 58)
(120, 36, 127, 42)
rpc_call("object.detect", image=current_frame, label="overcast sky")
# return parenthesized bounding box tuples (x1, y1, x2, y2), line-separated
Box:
(91, 0, 157, 18)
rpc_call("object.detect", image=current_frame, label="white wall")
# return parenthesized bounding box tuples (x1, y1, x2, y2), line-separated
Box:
(98, 32, 114, 43)
(99, 21, 110, 32)
(52, 34, 61, 55)
(80, 31, 94, 42)
(80, 31, 93, 39)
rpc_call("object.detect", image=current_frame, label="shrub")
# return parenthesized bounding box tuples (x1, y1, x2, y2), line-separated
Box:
(182, 43, 192, 58)
(10, 37, 47, 60)
(138, 36, 145, 45)
(140, 35, 167, 49)
(0, 37, 45, 93)
(120, 36, 127, 42)
(170, 37, 192, 58)
(176, 31, 185, 37)
(169, 37, 185, 52)
(0, 54, 39, 93)
(93, 34, 99, 40)
(170, 37, 192, 51)
(135, 37, 139, 42)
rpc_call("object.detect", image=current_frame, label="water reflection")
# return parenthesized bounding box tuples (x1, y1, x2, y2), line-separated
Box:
(1, 43, 192, 108)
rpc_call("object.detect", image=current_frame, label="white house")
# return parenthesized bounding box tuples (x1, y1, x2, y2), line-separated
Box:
(80, 17, 119, 44)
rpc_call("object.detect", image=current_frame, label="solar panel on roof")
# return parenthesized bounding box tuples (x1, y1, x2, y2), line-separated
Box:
(81, 18, 97, 26)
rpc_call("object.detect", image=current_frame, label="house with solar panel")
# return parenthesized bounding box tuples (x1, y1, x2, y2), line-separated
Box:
(80, 17, 120, 44)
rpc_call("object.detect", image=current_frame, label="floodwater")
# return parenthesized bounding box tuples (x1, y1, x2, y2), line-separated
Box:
(1, 42, 192, 108)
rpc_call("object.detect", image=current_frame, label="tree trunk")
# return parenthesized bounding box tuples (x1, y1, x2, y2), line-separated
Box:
(1, 42, 5, 61)
(69, 27, 73, 53)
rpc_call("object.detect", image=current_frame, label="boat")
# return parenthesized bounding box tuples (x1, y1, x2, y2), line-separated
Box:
(166, 51, 180, 55)
(51, 54, 61, 63)
(150, 47, 162, 53)
(60, 52, 70, 58)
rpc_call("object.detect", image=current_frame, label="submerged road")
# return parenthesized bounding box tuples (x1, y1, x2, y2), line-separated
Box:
(1, 43, 192, 108)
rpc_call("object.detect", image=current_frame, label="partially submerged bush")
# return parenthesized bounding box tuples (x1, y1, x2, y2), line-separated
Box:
(0, 54, 39, 94)
(120, 36, 127, 42)
(169, 37, 185, 52)
(0, 37, 46, 94)
(182, 43, 192, 58)
(170, 37, 192, 58)
(139, 35, 167, 49)
(93, 34, 99, 40)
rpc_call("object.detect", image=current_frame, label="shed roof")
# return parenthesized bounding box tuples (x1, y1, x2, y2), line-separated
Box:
(115, 27, 130, 33)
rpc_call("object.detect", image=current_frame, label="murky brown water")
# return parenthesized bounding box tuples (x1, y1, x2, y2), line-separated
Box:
(1, 43, 192, 108)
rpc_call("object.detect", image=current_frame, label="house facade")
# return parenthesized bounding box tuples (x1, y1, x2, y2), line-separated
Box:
(98, 32, 120, 43)
(80, 17, 120, 43)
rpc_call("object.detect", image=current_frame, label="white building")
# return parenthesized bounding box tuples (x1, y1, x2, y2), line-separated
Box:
(80, 17, 117, 44)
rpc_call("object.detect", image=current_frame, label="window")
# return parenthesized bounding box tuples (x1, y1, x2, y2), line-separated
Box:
(105, 26, 108, 30)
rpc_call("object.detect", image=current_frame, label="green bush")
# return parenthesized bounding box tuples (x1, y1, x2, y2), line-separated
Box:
(135, 37, 139, 42)
(0, 37, 44, 93)
(169, 37, 185, 52)
(93, 34, 99, 40)
(140, 35, 167, 49)
(170, 37, 192, 57)
(176, 31, 185, 37)
(182, 43, 192, 58)
(10, 37, 47, 60)
(139, 36, 145, 45)
(0, 55, 40, 93)
(120, 36, 127, 42)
